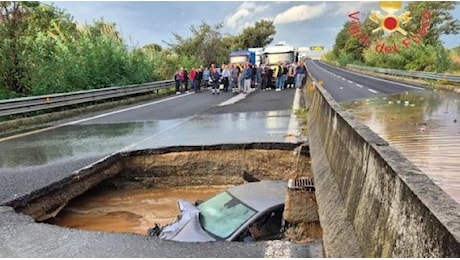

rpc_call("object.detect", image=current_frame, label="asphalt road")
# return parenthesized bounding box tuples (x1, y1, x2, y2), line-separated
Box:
(0, 61, 430, 257)
(0, 88, 300, 204)
(306, 60, 426, 103)
(0, 87, 322, 257)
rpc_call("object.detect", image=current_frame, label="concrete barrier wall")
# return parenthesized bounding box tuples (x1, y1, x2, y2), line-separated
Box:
(307, 83, 460, 257)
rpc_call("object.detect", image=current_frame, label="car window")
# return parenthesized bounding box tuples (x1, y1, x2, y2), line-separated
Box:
(198, 191, 256, 239)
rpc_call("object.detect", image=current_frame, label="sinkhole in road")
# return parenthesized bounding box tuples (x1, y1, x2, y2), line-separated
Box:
(16, 143, 321, 243)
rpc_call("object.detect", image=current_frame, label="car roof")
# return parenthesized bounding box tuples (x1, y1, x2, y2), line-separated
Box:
(227, 180, 287, 212)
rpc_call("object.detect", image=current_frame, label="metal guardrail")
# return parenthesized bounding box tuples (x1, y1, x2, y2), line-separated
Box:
(0, 80, 175, 117)
(347, 64, 460, 83)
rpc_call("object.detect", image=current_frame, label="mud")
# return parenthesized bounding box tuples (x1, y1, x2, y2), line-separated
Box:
(43, 148, 321, 243)
(47, 185, 230, 235)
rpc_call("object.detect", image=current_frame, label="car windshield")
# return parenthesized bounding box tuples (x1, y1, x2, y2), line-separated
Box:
(197, 191, 256, 239)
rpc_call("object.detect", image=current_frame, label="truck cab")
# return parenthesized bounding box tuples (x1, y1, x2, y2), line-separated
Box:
(263, 42, 298, 84)
(263, 42, 298, 68)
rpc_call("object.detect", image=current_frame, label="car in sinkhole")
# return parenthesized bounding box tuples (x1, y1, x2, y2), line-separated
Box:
(148, 180, 287, 242)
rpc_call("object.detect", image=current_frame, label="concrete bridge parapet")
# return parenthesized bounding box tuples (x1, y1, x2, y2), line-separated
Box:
(307, 81, 460, 257)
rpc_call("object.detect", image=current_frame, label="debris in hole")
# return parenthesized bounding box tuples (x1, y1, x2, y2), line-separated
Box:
(242, 170, 260, 182)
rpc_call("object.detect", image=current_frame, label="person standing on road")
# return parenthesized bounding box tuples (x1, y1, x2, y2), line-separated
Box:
(189, 67, 196, 91)
(243, 63, 253, 94)
(230, 63, 239, 94)
(179, 67, 185, 93)
(210, 64, 220, 95)
(275, 62, 283, 92)
(238, 63, 244, 93)
(255, 64, 262, 88)
(261, 64, 268, 91)
(195, 67, 203, 93)
(183, 68, 189, 93)
(282, 63, 288, 89)
(267, 67, 274, 90)
(294, 61, 307, 88)
(286, 65, 295, 88)
(203, 67, 210, 91)
(174, 70, 181, 94)
(221, 64, 231, 92)
(251, 63, 257, 88)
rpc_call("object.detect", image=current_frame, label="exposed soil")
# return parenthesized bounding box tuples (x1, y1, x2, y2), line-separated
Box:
(45, 148, 322, 244)
(119, 149, 313, 188)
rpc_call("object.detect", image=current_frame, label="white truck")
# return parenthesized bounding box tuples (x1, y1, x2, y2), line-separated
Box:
(262, 42, 298, 67)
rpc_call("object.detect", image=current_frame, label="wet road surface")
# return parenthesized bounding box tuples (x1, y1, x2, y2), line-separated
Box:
(343, 90, 460, 203)
(0, 89, 301, 204)
(0, 88, 325, 258)
(307, 60, 425, 103)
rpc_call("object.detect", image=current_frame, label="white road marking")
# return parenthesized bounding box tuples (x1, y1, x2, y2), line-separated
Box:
(217, 88, 255, 106)
(356, 84, 363, 88)
(217, 94, 245, 106)
(317, 61, 425, 90)
(64, 93, 194, 125)
(285, 88, 301, 142)
(347, 80, 353, 84)
(368, 88, 378, 94)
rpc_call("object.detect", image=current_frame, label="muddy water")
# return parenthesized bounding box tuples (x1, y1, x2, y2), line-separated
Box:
(47, 185, 230, 235)
(342, 90, 460, 203)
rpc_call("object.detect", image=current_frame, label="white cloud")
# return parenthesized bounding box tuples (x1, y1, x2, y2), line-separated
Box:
(224, 2, 272, 28)
(329, 2, 378, 17)
(239, 1, 256, 10)
(273, 3, 328, 25)
(254, 4, 270, 14)
(226, 8, 251, 28)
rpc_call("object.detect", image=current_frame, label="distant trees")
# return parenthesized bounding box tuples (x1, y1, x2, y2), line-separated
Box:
(231, 20, 276, 50)
(0, 1, 277, 99)
(326, 1, 460, 73)
(165, 20, 276, 67)
(0, 2, 158, 99)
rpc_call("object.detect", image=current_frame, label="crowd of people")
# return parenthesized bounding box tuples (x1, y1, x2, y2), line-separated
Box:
(173, 61, 308, 95)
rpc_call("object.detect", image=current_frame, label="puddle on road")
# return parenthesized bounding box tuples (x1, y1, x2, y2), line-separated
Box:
(342, 90, 460, 203)
(47, 185, 230, 235)
(0, 120, 183, 168)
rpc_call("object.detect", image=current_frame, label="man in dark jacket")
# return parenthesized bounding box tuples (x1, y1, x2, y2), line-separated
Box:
(174, 70, 181, 94)
(183, 68, 189, 92)
(267, 67, 273, 90)
(243, 63, 253, 93)
(261, 64, 268, 90)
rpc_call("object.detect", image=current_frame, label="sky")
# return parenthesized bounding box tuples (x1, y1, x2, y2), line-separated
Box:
(44, 1, 460, 51)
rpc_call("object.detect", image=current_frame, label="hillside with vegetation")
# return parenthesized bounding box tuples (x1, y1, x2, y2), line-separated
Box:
(0, 1, 276, 99)
(323, 1, 460, 74)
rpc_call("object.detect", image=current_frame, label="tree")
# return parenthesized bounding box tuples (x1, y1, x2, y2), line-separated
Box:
(165, 19, 276, 66)
(142, 43, 162, 52)
(0, 1, 40, 95)
(332, 16, 379, 65)
(404, 1, 460, 46)
(232, 20, 276, 49)
(165, 21, 229, 66)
